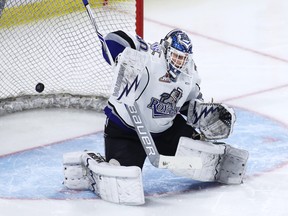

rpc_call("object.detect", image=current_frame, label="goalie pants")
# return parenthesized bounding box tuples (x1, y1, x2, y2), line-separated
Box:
(104, 114, 199, 169)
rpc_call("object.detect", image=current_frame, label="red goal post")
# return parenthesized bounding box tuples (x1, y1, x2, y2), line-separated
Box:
(0, 0, 144, 115)
(135, 0, 143, 37)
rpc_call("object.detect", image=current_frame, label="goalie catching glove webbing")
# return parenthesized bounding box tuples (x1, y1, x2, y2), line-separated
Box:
(187, 99, 236, 140)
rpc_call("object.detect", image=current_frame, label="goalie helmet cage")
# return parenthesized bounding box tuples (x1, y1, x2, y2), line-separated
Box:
(0, 0, 143, 115)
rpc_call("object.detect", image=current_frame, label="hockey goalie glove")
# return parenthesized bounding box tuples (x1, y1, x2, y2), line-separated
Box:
(187, 100, 236, 140)
(110, 47, 149, 106)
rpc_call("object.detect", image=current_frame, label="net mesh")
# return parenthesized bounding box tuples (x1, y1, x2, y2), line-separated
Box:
(0, 0, 138, 109)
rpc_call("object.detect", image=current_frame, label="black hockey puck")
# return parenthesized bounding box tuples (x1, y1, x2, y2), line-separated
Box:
(35, 83, 45, 93)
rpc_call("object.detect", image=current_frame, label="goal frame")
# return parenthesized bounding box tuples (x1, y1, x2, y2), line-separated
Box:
(135, 0, 143, 37)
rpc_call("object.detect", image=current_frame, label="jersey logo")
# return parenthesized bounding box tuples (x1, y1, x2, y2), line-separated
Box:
(147, 88, 183, 118)
(191, 104, 222, 125)
(112, 64, 141, 102)
(116, 75, 140, 101)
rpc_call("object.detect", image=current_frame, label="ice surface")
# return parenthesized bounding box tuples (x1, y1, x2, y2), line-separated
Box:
(1, 0, 288, 215)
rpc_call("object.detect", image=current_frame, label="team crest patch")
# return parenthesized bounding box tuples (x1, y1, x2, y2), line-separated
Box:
(147, 88, 183, 118)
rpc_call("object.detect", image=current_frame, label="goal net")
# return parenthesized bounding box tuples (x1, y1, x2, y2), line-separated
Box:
(0, 0, 143, 115)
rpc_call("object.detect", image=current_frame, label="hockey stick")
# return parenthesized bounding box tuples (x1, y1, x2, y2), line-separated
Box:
(82, 0, 114, 65)
(82, 0, 202, 170)
(126, 103, 202, 169)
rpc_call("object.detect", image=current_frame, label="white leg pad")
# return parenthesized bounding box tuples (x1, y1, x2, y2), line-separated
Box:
(63, 151, 145, 205)
(82, 153, 145, 205)
(63, 151, 90, 190)
(170, 137, 226, 182)
(170, 137, 249, 184)
(216, 144, 249, 184)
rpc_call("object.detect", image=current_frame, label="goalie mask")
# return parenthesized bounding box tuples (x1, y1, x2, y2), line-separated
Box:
(161, 29, 193, 81)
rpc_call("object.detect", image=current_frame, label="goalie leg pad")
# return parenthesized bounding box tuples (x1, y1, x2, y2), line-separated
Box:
(169, 138, 249, 184)
(216, 145, 249, 184)
(170, 137, 226, 182)
(63, 151, 90, 190)
(63, 151, 145, 205)
(82, 153, 145, 205)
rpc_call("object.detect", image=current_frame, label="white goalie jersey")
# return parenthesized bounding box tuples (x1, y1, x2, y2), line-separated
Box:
(62, 31, 249, 206)
(105, 32, 201, 133)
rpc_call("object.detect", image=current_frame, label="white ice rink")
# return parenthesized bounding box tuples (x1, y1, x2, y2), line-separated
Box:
(1, 0, 288, 215)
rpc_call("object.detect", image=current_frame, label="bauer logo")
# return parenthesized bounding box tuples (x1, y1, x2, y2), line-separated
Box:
(127, 105, 157, 156)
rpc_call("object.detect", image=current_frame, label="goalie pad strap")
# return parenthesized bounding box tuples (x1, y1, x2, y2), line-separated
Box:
(82, 153, 141, 178)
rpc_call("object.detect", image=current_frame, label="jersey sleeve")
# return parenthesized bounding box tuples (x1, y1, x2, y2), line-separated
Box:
(103, 30, 142, 65)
